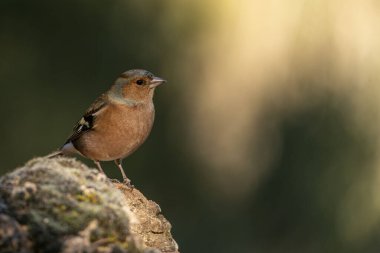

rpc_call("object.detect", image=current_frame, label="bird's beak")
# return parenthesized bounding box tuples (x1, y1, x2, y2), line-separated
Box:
(149, 76, 166, 88)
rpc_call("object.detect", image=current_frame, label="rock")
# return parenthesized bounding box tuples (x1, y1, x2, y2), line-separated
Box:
(115, 184, 178, 252)
(0, 157, 179, 253)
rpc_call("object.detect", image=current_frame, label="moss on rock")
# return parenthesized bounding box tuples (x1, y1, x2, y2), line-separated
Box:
(0, 157, 178, 253)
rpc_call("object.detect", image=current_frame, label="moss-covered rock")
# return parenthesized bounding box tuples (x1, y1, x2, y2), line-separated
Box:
(0, 157, 178, 253)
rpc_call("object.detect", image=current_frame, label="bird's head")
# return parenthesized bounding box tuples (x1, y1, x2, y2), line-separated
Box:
(109, 69, 166, 105)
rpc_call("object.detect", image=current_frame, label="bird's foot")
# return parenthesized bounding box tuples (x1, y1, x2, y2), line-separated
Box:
(109, 178, 121, 184)
(108, 178, 134, 189)
(123, 178, 134, 189)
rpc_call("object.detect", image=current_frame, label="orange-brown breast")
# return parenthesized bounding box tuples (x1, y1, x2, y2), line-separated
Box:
(76, 102, 155, 161)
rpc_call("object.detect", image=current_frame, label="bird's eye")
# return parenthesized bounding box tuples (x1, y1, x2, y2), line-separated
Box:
(136, 79, 144, 85)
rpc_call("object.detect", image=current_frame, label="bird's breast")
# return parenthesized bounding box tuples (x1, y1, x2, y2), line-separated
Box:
(79, 102, 155, 161)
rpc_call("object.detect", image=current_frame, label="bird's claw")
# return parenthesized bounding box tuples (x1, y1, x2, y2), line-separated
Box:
(108, 178, 133, 189)
(123, 178, 134, 189)
(109, 178, 121, 184)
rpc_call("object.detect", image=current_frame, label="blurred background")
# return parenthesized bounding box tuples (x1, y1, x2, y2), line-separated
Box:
(1, 0, 380, 252)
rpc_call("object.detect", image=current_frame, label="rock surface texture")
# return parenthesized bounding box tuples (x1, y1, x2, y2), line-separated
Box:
(0, 157, 179, 253)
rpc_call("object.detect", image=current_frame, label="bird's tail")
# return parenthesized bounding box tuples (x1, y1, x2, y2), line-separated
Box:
(45, 150, 64, 159)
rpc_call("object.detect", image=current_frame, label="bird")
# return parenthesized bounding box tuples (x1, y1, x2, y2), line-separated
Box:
(50, 69, 166, 185)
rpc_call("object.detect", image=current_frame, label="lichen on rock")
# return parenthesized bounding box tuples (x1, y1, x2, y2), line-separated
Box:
(0, 157, 179, 253)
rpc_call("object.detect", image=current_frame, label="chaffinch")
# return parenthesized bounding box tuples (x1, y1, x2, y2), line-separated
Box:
(51, 69, 166, 185)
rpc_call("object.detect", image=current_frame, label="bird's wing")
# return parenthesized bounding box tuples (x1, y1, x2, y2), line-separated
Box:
(64, 93, 108, 144)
